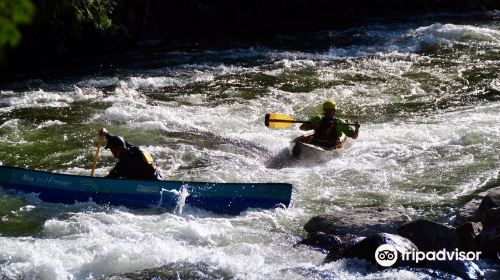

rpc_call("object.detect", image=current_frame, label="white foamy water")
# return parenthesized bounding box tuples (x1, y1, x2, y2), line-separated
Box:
(0, 17, 499, 279)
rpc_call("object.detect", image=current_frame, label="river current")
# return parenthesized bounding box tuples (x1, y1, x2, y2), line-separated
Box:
(0, 13, 499, 279)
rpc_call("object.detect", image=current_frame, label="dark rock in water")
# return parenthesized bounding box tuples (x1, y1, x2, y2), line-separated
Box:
(478, 189, 500, 222)
(297, 232, 365, 256)
(325, 233, 417, 264)
(455, 186, 500, 225)
(398, 260, 484, 280)
(457, 222, 483, 252)
(477, 227, 500, 259)
(304, 207, 411, 237)
(482, 206, 500, 230)
(101, 261, 234, 280)
(418, 259, 483, 280)
(326, 235, 366, 262)
(322, 232, 484, 279)
(297, 232, 343, 253)
(455, 187, 500, 260)
(479, 206, 500, 259)
(397, 219, 458, 252)
(484, 261, 500, 280)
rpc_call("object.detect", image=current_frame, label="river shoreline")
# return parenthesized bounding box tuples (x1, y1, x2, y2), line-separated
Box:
(1, 7, 498, 85)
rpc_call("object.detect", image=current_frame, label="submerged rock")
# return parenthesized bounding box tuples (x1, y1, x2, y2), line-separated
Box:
(457, 222, 483, 252)
(478, 189, 500, 222)
(417, 259, 483, 280)
(102, 261, 234, 280)
(304, 207, 411, 237)
(297, 232, 343, 253)
(298, 232, 364, 257)
(325, 233, 417, 264)
(323, 232, 484, 280)
(397, 219, 458, 252)
(455, 186, 500, 225)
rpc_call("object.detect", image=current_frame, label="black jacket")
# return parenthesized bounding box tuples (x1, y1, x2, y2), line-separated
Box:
(107, 144, 161, 180)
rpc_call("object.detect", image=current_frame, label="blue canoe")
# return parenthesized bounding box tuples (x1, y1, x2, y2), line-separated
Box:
(0, 166, 292, 215)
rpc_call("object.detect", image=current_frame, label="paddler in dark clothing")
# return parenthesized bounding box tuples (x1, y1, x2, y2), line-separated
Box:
(299, 100, 360, 148)
(98, 128, 163, 180)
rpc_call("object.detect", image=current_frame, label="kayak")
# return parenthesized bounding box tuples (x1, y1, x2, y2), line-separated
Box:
(0, 166, 292, 215)
(291, 133, 347, 161)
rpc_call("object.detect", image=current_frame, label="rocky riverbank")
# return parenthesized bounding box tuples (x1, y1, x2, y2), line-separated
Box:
(2, 0, 499, 83)
(298, 187, 500, 279)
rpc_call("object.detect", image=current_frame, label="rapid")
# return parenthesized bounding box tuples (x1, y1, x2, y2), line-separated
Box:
(0, 13, 499, 279)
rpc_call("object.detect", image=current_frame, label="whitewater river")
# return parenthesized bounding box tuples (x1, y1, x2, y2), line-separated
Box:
(0, 13, 499, 279)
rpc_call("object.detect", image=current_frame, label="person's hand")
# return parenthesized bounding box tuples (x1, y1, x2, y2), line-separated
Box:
(98, 127, 108, 137)
(354, 121, 361, 130)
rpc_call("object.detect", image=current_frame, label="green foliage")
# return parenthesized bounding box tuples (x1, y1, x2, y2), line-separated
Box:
(0, 0, 35, 61)
(32, 0, 118, 42)
(66, 0, 117, 32)
(0, 0, 118, 63)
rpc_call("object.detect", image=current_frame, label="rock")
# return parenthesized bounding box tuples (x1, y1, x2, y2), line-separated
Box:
(297, 232, 343, 253)
(482, 207, 500, 231)
(322, 231, 484, 280)
(485, 264, 500, 280)
(324, 235, 364, 261)
(478, 189, 500, 221)
(477, 228, 500, 259)
(419, 259, 483, 280)
(304, 207, 411, 237)
(397, 219, 458, 252)
(297, 232, 365, 256)
(457, 222, 482, 251)
(455, 186, 500, 225)
(325, 233, 417, 264)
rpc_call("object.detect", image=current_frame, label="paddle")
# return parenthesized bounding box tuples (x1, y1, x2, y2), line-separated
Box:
(90, 134, 104, 177)
(265, 113, 357, 129)
(264, 113, 309, 128)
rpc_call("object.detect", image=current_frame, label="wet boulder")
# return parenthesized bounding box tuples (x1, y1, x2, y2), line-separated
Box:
(397, 219, 458, 252)
(457, 222, 482, 252)
(477, 189, 500, 222)
(304, 207, 411, 237)
(322, 232, 484, 280)
(455, 186, 500, 225)
(325, 232, 417, 265)
(479, 206, 500, 259)
(296, 232, 343, 253)
(481, 206, 500, 231)
(418, 259, 484, 280)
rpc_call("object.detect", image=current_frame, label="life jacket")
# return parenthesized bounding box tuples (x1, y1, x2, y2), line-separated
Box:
(127, 145, 157, 173)
(109, 143, 160, 180)
(313, 117, 339, 144)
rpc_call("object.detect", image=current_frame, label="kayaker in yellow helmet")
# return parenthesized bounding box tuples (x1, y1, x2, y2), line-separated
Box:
(299, 100, 360, 148)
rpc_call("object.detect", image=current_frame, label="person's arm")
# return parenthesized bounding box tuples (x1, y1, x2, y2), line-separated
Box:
(300, 122, 315, 131)
(350, 121, 360, 139)
(300, 116, 320, 131)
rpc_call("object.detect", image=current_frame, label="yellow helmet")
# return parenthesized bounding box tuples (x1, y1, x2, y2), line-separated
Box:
(323, 100, 336, 110)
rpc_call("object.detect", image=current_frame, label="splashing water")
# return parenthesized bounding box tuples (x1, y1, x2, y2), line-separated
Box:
(174, 185, 190, 214)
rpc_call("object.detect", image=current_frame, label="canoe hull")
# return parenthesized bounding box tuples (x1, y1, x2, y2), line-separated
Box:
(292, 134, 347, 161)
(0, 166, 292, 215)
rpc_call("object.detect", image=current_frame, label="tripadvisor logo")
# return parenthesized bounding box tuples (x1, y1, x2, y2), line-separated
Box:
(375, 244, 398, 267)
(375, 244, 482, 267)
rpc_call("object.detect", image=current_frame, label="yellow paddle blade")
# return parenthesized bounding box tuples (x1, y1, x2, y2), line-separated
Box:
(265, 113, 295, 129)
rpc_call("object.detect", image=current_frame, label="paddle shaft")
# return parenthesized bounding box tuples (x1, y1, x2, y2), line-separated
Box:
(90, 135, 104, 177)
(267, 119, 357, 125)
